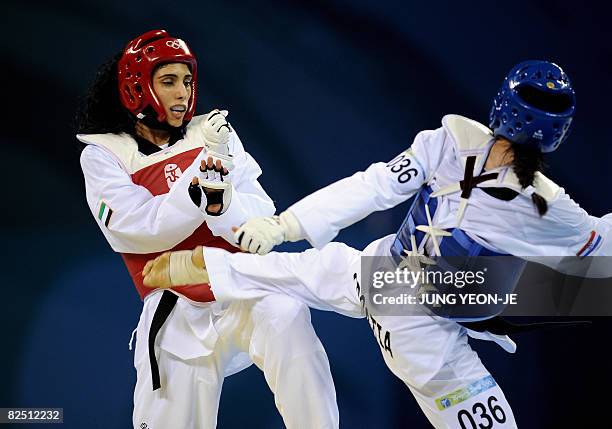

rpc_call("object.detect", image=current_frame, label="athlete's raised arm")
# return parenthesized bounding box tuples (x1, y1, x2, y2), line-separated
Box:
(233, 127, 448, 254)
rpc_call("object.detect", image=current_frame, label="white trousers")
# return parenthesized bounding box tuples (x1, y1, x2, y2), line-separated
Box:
(132, 293, 338, 429)
(204, 239, 518, 429)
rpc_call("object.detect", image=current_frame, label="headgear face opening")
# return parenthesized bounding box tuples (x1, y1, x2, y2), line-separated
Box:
(118, 29, 198, 123)
(489, 60, 576, 153)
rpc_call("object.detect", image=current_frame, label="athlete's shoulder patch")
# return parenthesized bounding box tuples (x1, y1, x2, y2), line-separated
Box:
(97, 200, 113, 228)
(577, 230, 603, 258)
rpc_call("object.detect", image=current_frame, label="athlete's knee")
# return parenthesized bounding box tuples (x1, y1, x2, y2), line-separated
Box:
(252, 293, 311, 333)
(250, 294, 326, 362)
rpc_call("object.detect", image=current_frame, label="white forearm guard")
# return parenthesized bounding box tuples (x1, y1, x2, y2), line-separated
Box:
(278, 210, 304, 242)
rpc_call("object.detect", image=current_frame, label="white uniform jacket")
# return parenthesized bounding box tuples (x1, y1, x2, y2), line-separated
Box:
(78, 115, 275, 364)
(288, 115, 612, 272)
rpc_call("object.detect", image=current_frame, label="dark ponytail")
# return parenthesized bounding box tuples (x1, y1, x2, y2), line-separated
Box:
(75, 50, 136, 139)
(507, 140, 548, 216)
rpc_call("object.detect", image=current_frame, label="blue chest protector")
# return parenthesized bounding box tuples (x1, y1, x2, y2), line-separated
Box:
(390, 186, 527, 321)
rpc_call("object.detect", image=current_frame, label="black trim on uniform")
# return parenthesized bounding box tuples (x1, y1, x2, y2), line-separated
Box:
(148, 290, 179, 391)
(134, 130, 184, 156)
(481, 187, 519, 201)
(133, 115, 185, 155)
(134, 134, 164, 155)
(460, 156, 499, 199)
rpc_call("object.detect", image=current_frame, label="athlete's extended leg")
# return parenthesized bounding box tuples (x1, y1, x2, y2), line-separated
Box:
(203, 242, 364, 318)
(141, 242, 365, 427)
(200, 244, 364, 428)
(380, 316, 518, 429)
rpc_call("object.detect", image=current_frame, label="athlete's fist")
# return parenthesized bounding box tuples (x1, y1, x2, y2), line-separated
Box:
(234, 211, 303, 254)
(188, 157, 232, 216)
(233, 216, 285, 255)
(203, 109, 234, 170)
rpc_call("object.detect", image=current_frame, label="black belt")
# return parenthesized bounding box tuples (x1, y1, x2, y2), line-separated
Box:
(148, 290, 179, 391)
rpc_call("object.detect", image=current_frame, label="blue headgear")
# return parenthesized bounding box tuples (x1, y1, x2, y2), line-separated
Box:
(489, 60, 576, 153)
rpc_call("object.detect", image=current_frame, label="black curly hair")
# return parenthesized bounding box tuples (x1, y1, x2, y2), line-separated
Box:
(75, 50, 136, 137)
(75, 48, 190, 154)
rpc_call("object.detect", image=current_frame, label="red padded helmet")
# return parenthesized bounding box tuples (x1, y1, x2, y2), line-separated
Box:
(118, 29, 197, 122)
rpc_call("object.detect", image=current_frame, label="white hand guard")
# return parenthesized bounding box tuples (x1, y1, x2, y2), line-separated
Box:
(188, 161, 232, 216)
(236, 216, 284, 255)
(234, 211, 304, 255)
(203, 109, 234, 170)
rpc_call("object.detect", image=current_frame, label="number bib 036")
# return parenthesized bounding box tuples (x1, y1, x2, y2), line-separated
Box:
(432, 376, 517, 428)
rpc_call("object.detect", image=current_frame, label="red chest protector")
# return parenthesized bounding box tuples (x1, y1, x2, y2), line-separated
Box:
(122, 147, 239, 303)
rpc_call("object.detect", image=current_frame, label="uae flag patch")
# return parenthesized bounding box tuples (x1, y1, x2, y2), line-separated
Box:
(97, 201, 113, 228)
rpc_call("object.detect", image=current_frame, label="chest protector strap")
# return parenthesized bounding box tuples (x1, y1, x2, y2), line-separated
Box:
(390, 186, 527, 321)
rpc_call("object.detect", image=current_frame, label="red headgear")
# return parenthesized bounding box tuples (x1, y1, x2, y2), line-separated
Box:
(118, 29, 197, 122)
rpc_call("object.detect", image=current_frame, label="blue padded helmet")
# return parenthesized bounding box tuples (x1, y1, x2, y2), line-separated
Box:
(489, 60, 576, 153)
